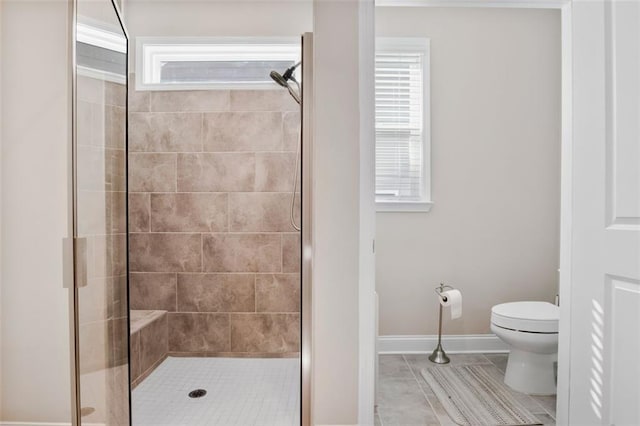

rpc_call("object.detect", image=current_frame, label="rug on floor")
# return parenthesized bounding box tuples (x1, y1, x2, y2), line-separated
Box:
(421, 365, 543, 426)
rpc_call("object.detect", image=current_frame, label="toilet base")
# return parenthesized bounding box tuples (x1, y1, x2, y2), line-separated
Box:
(504, 349, 557, 395)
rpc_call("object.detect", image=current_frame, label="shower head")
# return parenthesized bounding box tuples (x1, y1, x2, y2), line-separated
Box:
(270, 62, 300, 86)
(270, 62, 302, 105)
(270, 71, 289, 88)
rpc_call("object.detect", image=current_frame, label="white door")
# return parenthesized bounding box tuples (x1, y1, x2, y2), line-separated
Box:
(569, 0, 640, 425)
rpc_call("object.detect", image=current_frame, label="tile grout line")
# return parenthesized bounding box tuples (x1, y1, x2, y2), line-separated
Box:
(129, 150, 298, 154)
(402, 354, 445, 426)
(130, 191, 298, 194)
(129, 231, 299, 235)
(131, 271, 297, 276)
(134, 109, 296, 115)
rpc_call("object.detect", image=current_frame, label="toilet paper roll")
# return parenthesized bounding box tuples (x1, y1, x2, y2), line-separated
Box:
(440, 289, 462, 320)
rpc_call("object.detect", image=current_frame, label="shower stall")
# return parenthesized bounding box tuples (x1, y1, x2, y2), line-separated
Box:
(70, 0, 312, 424)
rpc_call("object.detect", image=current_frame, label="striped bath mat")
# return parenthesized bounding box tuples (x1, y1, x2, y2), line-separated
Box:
(421, 365, 542, 426)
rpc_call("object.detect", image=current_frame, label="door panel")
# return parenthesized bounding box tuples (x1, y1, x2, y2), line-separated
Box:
(570, 1, 640, 424)
(74, 1, 129, 424)
(602, 3, 640, 425)
(605, 0, 640, 227)
(606, 276, 640, 425)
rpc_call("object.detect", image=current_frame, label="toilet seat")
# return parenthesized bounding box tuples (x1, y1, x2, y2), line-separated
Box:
(491, 301, 559, 334)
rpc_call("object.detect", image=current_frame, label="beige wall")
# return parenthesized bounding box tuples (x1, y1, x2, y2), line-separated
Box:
(123, 0, 312, 37)
(312, 0, 376, 424)
(375, 7, 561, 336)
(1, 0, 73, 422)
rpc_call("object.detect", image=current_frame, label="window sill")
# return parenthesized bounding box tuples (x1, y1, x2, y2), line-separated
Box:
(376, 201, 434, 213)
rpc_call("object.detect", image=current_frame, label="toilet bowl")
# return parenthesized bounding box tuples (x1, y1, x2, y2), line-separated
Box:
(491, 301, 559, 395)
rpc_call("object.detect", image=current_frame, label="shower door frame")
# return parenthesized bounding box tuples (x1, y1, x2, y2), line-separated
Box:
(301, 32, 314, 426)
(68, 0, 131, 424)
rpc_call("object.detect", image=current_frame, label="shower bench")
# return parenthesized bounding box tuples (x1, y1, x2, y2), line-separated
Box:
(130, 310, 168, 388)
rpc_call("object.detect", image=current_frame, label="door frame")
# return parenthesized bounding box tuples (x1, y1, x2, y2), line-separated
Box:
(301, 31, 314, 426)
(374, 1, 573, 424)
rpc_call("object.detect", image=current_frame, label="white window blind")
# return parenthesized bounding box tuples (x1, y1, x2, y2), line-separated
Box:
(375, 38, 430, 210)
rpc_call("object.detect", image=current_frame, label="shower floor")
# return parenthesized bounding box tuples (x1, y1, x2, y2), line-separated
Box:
(132, 356, 300, 426)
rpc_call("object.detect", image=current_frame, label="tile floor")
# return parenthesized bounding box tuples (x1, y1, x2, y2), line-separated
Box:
(375, 353, 557, 426)
(132, 357, 300, 426)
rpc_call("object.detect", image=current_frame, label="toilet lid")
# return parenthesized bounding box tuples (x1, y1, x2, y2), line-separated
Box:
(491, 301, 559, 333)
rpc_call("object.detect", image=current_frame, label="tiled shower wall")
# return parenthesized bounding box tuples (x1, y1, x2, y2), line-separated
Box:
(128, 83, 301, 356)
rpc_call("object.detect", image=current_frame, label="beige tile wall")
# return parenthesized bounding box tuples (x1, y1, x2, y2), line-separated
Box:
(129, 84, 301, 356)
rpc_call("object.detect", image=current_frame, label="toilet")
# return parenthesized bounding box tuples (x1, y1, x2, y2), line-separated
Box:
(490, 301, 559, 395)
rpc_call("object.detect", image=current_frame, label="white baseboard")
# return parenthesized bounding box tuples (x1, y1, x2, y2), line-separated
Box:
(378, 333, 508, 354)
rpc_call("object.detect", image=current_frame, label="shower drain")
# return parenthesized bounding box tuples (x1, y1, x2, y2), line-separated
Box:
(188, 389, 207, 398)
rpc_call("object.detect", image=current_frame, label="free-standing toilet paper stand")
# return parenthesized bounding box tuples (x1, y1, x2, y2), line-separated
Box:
(429, 283, 454, 364)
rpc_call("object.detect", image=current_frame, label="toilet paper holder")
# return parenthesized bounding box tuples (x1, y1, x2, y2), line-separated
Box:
(433, 283, 454, 302)
(429, 283, 454, 364)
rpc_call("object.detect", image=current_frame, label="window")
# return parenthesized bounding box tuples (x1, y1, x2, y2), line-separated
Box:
(136, 37, 300, 90)
(76, 20, 127, 84)
(375, 38, 431, 212)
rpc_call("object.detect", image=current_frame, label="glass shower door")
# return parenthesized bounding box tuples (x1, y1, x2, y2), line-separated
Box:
(73, 1, 129, 424)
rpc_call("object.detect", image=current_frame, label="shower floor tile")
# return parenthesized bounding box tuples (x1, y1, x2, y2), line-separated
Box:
(132, 356, 300, 426)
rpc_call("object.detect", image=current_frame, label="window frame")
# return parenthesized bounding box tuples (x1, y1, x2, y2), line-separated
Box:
(375, 37, 432, 213)
(76, 20, 127, 84)
(135, 36, 301, 91)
